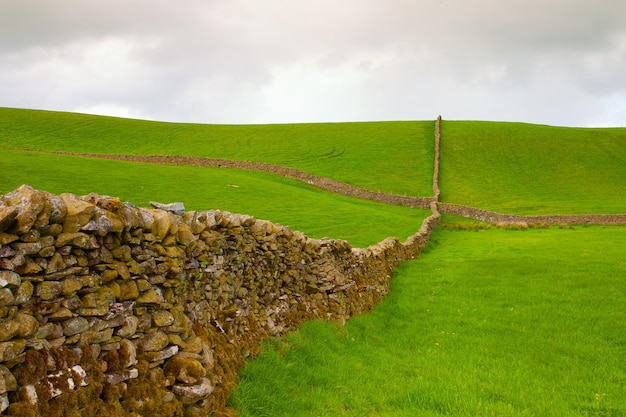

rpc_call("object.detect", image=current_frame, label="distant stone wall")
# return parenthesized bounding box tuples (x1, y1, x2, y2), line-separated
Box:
(0, 185, 439, 417)
(12, 148, 436, 210)
(438, 202, 626, 225)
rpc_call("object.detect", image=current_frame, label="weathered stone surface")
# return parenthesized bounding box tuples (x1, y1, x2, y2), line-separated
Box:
(136, 288, 164, 305)
(60, 193, 95, 233)
(150, 201, 185, 216)
(0, 288, 15, 306)
(0, 206, 18, 233)
(141, 331, 169, 352)
(0, 271, 21, 288)
(117, 315, 139, 338)
(0, 320, 20, 342)
(0, 364, 17, 394)
(14, 281, 34, 305)
(0, 339, 26, 361)
(172, 377, 213, 401)
(164, 355, 206, 385)
(153, 310, 175, 327)
(14, 312, 39, 338)
(2, 185, 45, 233)
(63, 317, 90, 336)
(37, 281, 63, 301)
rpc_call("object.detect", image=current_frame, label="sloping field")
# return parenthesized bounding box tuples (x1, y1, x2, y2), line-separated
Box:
(440, 121, 626, 214)
(0, 148, 427, 248)
(0, 107, 434, 197)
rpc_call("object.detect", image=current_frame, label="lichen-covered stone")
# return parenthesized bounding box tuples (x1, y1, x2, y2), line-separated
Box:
(153, 310, 175, 327)
(62, 317, 90, 336)
(116, 315, 139, 338)
(141, 331, 169, 352)
(14, 312, 39, 338)
(0, 271, 21, 288)
(136, 288, 164, 305)
(163, 355, 206, 385)
(0, 288, 15, 306)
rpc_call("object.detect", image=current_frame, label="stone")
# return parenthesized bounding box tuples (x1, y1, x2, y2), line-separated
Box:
(118, 339, 137, 368)
(163, 355, 206, 385)
(0, 206, 18, 233)
(0, 339, 26, 362)
(0, 232, 19, 246)
(14, 281, 34, 305)
(140, 331, 169, 352)
(80, 328, 113, 345)
(62, 276, 84, 296)
(61, 193, 95, 233)
(0, 364, 17, 393)
(119, 280, 139, 301)
(37, 281, 63, 301)
(2, 185, 45, 233)
(104, 368, 138, 385)
(81, 287, 116, 311)
(152, 210, 172, 241)
(116, 315, 139, 338)
(0, 288, 15, 306)
(10, 241, 42, 256)
(153, 310, 175, 327)
(136, 288, 164, 305)
(0, 320, 20, 342)
(150, 201, 185, 215)
(63, 317, 90, 336)
(14, 312, 39, 338)
(172, 377, 213, 401)
(45, 252, 67, 274)
(0, 393, 7, 413)
(0, 271, 21, 288)
(48, 308, 74, 321)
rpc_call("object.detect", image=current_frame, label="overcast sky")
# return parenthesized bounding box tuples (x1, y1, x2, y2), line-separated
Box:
(2, 0, 626, 127)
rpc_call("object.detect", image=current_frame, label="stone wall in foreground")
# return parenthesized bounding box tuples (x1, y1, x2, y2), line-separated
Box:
(0, 185, 439, 417)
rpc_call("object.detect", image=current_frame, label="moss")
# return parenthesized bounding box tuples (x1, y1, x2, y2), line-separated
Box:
(122, 360, 183, 417)
(12, 349, 47, 385)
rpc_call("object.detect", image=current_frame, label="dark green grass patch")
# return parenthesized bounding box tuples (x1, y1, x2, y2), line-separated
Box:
(0, 107, 434, 197)
(0, 149, 427, 248)
(439, 121, 626, 214)
(231, 226, 626, 416)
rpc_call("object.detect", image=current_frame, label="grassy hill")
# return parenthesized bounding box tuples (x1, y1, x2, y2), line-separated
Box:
(0, 107, 434, 197)
(1, 107, 625, 416)
(440, 121, 626, 214)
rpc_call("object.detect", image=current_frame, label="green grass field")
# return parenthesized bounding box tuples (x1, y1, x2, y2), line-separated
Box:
(0, 108, 434, 197)
(0, 148, 427, 248)
(439, 121, 626, 214)
(1, 108, 625, 416)
(231, 226, 626, 416)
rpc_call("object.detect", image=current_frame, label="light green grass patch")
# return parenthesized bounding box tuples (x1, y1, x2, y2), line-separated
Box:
(231, 226, 626, 416)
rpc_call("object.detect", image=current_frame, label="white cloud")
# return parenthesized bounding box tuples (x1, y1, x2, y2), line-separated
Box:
(1, 0, 626, 126)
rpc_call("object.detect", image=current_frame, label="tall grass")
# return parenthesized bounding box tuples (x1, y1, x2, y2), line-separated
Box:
(0, 107, 435, 197)
(231, 226, 626, 416)
(439, 121, 626, 214)
(0, 149, 427, 248)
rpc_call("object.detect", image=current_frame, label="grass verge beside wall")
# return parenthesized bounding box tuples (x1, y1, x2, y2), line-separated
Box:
(231, 226, 626, 416)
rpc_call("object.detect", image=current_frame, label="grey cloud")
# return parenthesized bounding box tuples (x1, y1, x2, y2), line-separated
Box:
(1, 0, 625, 125)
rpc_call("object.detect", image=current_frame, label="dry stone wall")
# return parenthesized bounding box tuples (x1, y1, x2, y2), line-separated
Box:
(0, 185, 439, 417)
(437, 202, 626, 225)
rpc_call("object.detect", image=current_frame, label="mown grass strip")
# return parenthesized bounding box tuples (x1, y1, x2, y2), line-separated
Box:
(231, 226, 626, 416)
(0, 148, 428, 248)
(439, 121, 626, 214)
